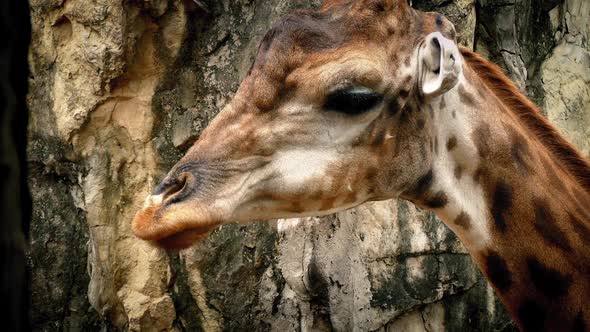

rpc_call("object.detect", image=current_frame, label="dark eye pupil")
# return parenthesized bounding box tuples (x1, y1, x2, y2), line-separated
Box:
(324, 88, 383, 115)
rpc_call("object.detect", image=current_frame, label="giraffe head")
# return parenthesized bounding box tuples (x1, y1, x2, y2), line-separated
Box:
(132, 0, 464, 248)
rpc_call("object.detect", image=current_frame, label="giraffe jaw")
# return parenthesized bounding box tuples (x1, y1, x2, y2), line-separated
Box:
(131, 189, 375, 249)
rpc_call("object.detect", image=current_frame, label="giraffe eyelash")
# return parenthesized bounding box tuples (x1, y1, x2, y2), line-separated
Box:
(323, 87, 383, 115)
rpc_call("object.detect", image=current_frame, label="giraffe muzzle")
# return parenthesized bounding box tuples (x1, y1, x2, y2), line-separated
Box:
(131, 171, 222, 249)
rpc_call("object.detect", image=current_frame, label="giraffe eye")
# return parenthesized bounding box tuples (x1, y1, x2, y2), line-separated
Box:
(323, 87, 383, 115)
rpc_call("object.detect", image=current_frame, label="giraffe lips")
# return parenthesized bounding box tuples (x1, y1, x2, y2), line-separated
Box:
(131, 194, 220, 249)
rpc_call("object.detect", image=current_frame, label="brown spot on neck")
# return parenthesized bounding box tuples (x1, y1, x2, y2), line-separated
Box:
(472, 123, 492, 158)
(472, 164, 488, 184)
(491, 180, 512, 233)
(454, 165, 463, 180)
(533, 198, 572, 251)
(509, 127, 533, 174)
(518, 299, 546, 331)
(484, 250, 512, 292)
(446, 136, 457, 151)
(454, 211, 471, 230)
(526, 256, 573, 298)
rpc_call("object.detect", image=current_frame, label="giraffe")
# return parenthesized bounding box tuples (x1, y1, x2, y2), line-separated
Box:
(131, 0, 590, 330)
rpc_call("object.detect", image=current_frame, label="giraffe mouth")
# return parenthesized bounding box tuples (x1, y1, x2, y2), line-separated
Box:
(131, 194, 221, 249)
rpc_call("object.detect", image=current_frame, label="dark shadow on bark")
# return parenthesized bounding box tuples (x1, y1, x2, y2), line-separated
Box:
(0, 1, 33, 331)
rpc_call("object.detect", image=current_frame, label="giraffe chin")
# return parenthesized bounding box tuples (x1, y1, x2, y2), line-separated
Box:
(153, 226, 215, 250)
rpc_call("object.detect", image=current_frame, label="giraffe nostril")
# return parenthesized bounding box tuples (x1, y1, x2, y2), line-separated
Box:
(159, 172, 194, 204)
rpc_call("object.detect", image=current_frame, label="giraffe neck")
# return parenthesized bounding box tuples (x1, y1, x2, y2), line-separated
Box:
(410, 64, 590, 331)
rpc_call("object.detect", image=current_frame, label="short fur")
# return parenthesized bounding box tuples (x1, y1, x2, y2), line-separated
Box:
(460, 48, 590, 193)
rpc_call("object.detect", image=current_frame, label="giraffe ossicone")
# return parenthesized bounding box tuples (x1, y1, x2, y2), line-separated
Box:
(132, 0, 590, 330)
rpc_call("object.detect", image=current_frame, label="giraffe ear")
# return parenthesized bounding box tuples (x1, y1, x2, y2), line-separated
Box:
(418, 32, 462, 99)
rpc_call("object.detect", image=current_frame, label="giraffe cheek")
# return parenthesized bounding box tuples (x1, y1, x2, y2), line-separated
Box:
(273, 149, 338, 189)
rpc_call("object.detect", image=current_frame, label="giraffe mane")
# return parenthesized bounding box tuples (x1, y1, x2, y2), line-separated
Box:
(460, 47, 590, 193)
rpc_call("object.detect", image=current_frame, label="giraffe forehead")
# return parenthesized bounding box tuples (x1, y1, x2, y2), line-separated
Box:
(250, 6, 422, 87)
(288, 48, 389, 93)
(242, 4, 437, 115)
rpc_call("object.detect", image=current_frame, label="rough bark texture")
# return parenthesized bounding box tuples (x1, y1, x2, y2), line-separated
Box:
(27, 0, 589, 331)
